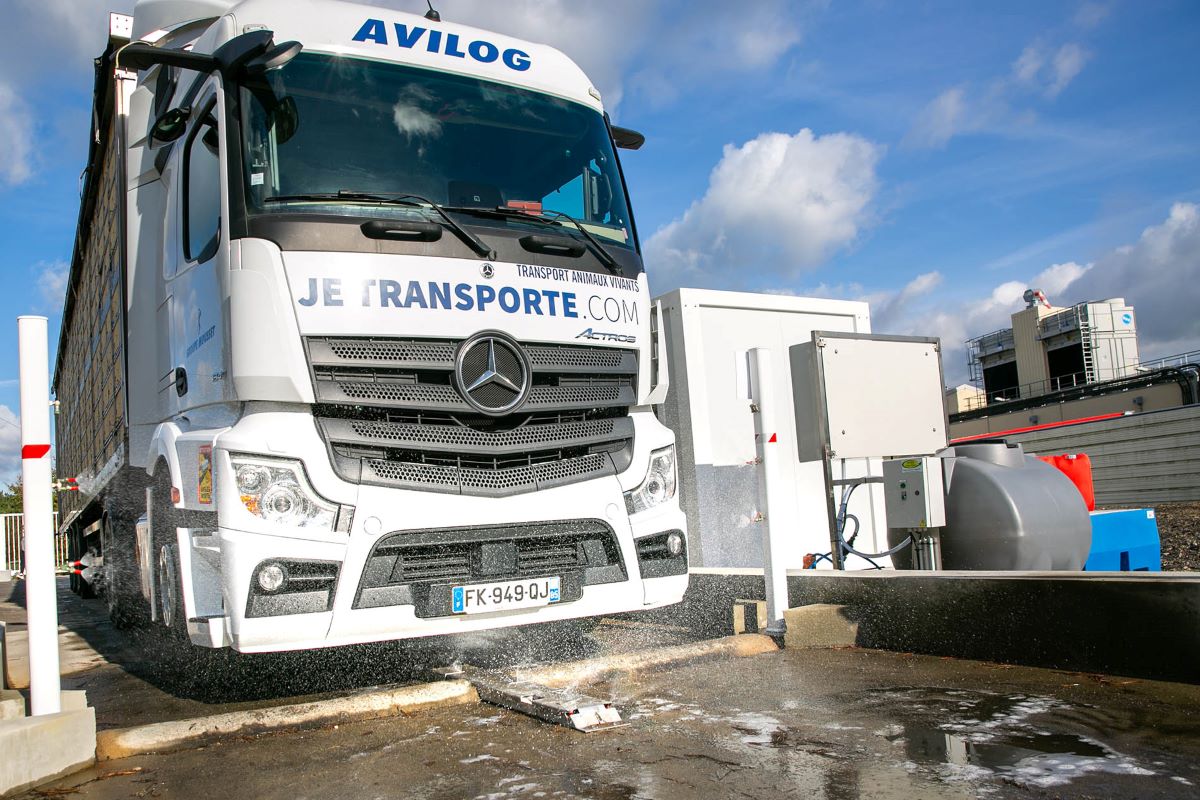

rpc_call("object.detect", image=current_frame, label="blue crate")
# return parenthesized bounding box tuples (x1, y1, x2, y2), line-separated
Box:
(1085, 509, 1161, 572)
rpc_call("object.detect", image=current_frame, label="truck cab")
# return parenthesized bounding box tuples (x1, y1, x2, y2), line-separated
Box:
(58, 0, 687, 653)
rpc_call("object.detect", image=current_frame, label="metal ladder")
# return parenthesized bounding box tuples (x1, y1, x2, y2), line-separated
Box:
(1078, 305, 1095, 384)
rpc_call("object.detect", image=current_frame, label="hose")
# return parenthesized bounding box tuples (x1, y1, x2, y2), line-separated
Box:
(833, 478, 914, 561)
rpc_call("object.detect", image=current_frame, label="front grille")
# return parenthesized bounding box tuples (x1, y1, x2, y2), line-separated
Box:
(386, 537, 589, 583)
(308, 336, 638, 496)
(353, 520, 627, 610)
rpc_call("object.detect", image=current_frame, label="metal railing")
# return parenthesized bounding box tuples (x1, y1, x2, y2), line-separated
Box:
(1138, 349, 1200, 372)
(959, 371, 1092, 412)
(2, 513, 67, 575)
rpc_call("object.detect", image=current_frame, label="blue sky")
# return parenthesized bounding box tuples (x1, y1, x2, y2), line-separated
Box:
(0, 0, 1198, 481)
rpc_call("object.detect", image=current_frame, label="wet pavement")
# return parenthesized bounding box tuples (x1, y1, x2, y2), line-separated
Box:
(18, 646, 1200, 798)
(6, 579, 1200, 798)
(1, 579, 700, 727)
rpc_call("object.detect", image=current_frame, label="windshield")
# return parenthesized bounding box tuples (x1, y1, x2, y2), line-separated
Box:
(239, 53, 636, 248)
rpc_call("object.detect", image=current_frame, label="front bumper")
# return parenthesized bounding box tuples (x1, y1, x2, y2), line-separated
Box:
(203, 408, 687, 653)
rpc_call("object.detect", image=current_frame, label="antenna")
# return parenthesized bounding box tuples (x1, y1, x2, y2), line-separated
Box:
(424, 1, 441, 22)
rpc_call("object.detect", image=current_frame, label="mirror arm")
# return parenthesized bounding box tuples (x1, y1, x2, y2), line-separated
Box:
(117, 30, 298, 78)
(118, 42, 218, 73)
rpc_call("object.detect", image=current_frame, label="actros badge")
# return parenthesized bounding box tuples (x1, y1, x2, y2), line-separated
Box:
(576, 327, 636, 344)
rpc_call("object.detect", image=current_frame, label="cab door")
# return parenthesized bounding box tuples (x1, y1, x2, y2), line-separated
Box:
(163, 78, 232, 416)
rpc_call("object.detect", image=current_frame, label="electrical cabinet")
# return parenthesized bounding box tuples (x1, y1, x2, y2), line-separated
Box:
(883, 456, 946, 529)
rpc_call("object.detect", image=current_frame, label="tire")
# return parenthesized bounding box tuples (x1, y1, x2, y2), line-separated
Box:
(151, 473, 189, 646)
(103, 514, 149, 629)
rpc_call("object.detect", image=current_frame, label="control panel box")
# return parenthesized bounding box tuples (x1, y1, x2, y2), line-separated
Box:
(883, 457, 946, 529)
(790, 333, 948, 462)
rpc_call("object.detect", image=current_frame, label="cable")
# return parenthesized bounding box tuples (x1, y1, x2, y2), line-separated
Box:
(833, 477, 913, 561)
(841, 535, 913, 560)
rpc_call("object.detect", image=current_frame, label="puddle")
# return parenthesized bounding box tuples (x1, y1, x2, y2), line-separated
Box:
(862, 688, 1157, 788)
(902, 723, 1155, 787)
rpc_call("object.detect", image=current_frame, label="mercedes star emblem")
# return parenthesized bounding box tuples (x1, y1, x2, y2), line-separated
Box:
(454, 332, 531, 415)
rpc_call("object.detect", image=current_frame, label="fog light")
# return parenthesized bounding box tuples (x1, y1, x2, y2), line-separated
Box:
(666, 532, 684, 556)
(257, 563, 287, 593)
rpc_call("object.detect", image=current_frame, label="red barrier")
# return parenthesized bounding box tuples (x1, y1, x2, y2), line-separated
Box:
(1037, 453, 1095, 511)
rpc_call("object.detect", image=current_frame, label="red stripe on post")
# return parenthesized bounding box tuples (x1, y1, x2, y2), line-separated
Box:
(22, 444, 51, 459)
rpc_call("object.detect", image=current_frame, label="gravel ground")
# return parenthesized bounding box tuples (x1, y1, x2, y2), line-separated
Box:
(1154, 502, 1200, 571)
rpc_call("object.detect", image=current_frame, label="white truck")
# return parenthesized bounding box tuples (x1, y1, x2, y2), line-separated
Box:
(54, 0, 687, 654)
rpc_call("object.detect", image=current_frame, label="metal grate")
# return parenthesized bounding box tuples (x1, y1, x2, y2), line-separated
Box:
(307, 335, 637, 496)
(363, 520, 622, 588)
(526, 344, 628, 370)
(327, 339, 456, 363)
(346, 418, 618, 450)
(365, 453, 611, 496)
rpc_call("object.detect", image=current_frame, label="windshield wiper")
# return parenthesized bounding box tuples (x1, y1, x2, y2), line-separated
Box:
(337, 191, 495, 259)
(539, 210, 623, 276)
(263, 191, 494, 259)
(443, 206, 623, 276)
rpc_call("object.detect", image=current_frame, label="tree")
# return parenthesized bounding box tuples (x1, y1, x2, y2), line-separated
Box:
(0, 478, 60, 514)
(0, 482, 22, 514)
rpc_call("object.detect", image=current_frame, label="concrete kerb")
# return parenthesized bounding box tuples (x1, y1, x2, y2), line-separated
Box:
(95, 679, 479, 761)
(1, 692, 96, 798)
(511, 633, 780, 688)
(0, 621, 8, 690)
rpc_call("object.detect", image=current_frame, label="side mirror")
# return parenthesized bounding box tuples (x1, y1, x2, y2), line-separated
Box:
(244, 41, 303, 76)
(150, 106, 191, 143)
(611, 125, 645, 150)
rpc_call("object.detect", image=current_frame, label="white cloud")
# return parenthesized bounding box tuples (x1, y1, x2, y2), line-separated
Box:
(0, 1, 118, 185)
(870, 203, 1200, 382)
(904, 87, 970, 149)
(36, 260, 69, 313)
(0, 406, 21, 487)
(644, 128, 882, 291)
(0, 84, 34, 185)
(1013, 44, 1046, 84)
(1062, 203, 1200, 358)
(1074, 1, 1113, 29)
(868, 271, 943, 331)
(907, 37, 1092, 148)
(874, 261, 1091, 384)
(1047, 44, 1090, 98)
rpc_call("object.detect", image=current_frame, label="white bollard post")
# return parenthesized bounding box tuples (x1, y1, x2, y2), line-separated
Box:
(0, 500, 9, 581)
(19, 315, 61, 716)
(749, 348, 788, 639)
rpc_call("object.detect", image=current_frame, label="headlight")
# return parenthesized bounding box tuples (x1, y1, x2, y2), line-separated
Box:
(230, 455, 338, 531)
(624, 445, 677, 514)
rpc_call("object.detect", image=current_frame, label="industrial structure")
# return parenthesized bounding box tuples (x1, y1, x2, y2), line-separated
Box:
(967, 290, 1140, 407)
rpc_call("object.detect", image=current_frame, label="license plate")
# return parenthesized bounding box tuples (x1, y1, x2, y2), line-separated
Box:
(452, 577, 561, 615)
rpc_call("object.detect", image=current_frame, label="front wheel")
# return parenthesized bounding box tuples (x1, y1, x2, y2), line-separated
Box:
(103, 515, 149, 629)
(156, 541, 185, 634)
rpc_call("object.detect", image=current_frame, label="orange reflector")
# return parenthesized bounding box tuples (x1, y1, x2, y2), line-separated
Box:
(170, 486, 181, 504)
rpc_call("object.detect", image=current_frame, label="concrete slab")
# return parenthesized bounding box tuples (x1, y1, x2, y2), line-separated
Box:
(0, 706, 96, 798)
(782, 603, 859, 648)
(0, 689, 24, 720)
(673, 569, 1200, 683)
